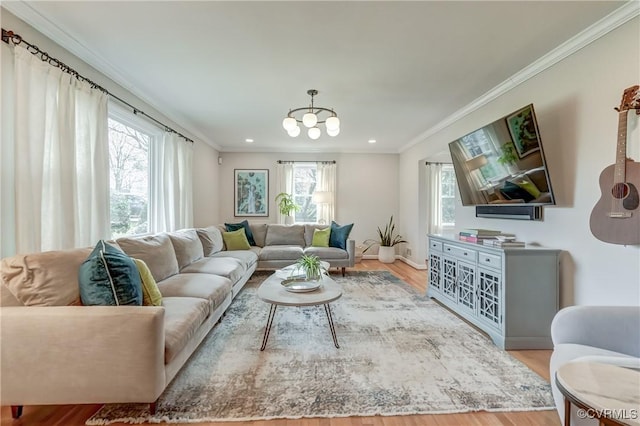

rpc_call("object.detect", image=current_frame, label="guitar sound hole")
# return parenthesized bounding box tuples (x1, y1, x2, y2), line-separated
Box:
(611, 183, 629, 199)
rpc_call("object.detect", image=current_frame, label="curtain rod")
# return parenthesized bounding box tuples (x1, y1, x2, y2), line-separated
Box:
(277, 160, 336, 164)
(1, 28, 194, 144)
(425, 161, 452, 165)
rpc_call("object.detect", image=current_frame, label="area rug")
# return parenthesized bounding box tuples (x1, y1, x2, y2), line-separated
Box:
(86, 270, 554, 424)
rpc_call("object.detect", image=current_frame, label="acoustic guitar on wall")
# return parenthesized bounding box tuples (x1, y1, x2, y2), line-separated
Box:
(590, 85, 640, 245)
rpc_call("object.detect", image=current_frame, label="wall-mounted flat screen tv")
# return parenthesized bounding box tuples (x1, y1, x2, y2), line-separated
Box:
(448, 104, 555, 206)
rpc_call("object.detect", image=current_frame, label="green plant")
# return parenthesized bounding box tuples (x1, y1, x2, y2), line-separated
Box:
(295, 254, 325, 281)
(363, 215, 407, 252)
(497, 142, 518, 165)
(275, 192, 301, 216)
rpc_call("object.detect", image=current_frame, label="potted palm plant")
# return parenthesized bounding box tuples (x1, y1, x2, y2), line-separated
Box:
(275, 192, 300, 225)
(364, 216, 407, 263)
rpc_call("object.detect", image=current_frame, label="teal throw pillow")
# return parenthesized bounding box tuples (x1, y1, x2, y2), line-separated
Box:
(225, 220, 256, 246)
(312, 227, 331, 247)
(79, 240, 143, 306)
(329, 221, 354, 250)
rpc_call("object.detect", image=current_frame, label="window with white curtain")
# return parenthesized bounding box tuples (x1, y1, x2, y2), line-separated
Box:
(108, 110, 157, 238)
(293, 163, 318, 223)
(441, 164, 456, 229)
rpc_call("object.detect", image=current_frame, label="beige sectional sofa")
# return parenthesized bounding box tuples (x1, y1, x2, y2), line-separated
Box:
(0, 223, 354, 418)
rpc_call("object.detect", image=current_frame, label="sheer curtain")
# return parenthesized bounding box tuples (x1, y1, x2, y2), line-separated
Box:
(150, 132, 193, 231)
(1, 45, 109, 255)
(275, 162, 294, 224)
(316, 162, 336, 225)
(425, 163, 443, 235)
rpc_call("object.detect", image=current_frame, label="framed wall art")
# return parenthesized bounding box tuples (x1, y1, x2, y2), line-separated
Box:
(506, 105, 541, 158)
(234, 169, 268, 216)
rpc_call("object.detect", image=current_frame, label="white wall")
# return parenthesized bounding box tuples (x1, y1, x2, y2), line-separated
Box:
(1, 9, 221, 229)
(218, 152, 399, 245)
(399, 18, 640, 306)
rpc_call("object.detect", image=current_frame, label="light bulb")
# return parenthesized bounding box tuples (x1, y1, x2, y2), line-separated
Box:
(325, 116, 340, 131)
(327, 127, 340, 137)
(308, 127, 321, 140)
(302, 112, 318, 128)
(287, 126, 301, 137)
(282, 116, 296, 131)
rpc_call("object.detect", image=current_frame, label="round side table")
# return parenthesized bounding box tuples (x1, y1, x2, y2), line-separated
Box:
(555, 361, 640, 426)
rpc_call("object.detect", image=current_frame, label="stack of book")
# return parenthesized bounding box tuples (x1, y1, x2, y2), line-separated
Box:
(482, 239, 525, 248)
(458, 229, 510, 243)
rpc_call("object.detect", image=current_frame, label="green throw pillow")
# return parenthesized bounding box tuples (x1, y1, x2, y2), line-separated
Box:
(312, 227, 331, 247)
(222, 228, 251, 250)
(224, 220, 256, 246)
(329, 221, 354, 250)
(134, 258, 163, 306)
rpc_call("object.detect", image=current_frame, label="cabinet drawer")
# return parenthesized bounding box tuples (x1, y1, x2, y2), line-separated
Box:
(429, 240, 443, 252)
(479, 253, 502, 269)
(443, 244, 477, 262)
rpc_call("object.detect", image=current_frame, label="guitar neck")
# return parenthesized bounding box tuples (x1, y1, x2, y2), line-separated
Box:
(614, 110, 628, 184)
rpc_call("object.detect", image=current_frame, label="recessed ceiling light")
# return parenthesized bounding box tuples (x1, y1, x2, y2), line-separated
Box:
(245, 138, 254, 143)
(368, 139, 377, 144)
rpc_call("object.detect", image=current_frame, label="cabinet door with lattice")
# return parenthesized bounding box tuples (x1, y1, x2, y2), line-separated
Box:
(428, 253, 442, 293)
(477, 267, 502, 331)
(441, 257, 457, 301)
(456, 261, 477, 316)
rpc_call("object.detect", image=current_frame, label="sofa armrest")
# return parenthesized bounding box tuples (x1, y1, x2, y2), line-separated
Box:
(0, 306, 166, 405)
(551, 306, 640, 357)
(346, 239, 355, 267)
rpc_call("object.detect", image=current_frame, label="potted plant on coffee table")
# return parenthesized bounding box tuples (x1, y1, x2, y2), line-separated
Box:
(364, 216, 407, 264)
(295, 254, 326, 281)
(275, 192, 300, 225)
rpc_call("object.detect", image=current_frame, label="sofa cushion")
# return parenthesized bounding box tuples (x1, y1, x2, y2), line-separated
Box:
(181, 257, 245, 284)
(157, 273, 231, 313)
(168, 229, 204, 269)
(162, 297, 210, 364)
(225, 220, 256, 246)
(134, 259, 163, 306)
(79, 240, 142, 306)
(260, 245, 304, 261)
(117, 233, 179, 282)
(329, 221, 354, 250)
(0, 247, 92, 306)
(265, 224, 305, 246)
(312, 227, 331, 247)
(304, 224, 328, 247)
(304, 246, 349, 260)
(222, 228, 251, 251)
(249, 223, 268, 247)
(211, 249, 259, 270)
(196, 226, 224, 256)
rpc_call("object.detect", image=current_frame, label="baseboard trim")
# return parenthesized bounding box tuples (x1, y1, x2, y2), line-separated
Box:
(360, 254, 427, 270)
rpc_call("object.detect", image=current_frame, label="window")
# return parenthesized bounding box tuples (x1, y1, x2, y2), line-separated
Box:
(108, 109, 157, 238)
(292, 163, 318, 223)
(441, 164, 456, 228)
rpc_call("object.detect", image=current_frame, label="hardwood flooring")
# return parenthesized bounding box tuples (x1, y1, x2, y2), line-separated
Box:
(1, 260, 559, 426)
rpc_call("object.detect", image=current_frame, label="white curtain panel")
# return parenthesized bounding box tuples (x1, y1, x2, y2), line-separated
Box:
(425, 163, 443, 235)
(316, 162, 336, 225)
(6, 46, 109, 254)
(275, 162, 293, 224)
(151, 132, 194, 231)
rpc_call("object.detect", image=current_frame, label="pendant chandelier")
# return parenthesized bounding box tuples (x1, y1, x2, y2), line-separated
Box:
(282, 89, 340, 140)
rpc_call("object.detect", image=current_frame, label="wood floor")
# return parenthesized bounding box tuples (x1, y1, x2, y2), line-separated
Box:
(1, 260, 560, 426)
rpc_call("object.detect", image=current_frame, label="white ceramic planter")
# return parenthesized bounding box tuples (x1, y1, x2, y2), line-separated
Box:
(378, 246, 396, 263)
(284, 216, 294, 225)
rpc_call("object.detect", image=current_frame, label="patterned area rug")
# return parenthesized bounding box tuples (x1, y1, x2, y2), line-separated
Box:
(86, 270, 554, 424)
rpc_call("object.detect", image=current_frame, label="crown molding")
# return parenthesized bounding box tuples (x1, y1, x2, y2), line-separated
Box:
(2, 1, 221, 150)
(399, 1, 640, 153)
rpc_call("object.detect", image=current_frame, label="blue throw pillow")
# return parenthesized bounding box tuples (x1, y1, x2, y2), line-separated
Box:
(329, 221, 354, 250)
(79, 240, 143, 306)
(225, 220, 256, 246)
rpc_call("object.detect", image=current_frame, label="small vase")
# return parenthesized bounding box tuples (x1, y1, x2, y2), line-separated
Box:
(378, 246, 396, 263)
(285, 216, 294, 225)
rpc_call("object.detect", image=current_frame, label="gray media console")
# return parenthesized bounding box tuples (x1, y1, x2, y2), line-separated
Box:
(427, 234, 560, 350)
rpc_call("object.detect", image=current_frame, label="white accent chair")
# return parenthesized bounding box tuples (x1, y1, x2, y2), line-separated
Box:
(550, 305, 640, 425)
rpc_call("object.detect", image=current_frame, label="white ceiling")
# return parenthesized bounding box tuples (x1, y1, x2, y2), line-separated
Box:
(5, 1, 628, 153)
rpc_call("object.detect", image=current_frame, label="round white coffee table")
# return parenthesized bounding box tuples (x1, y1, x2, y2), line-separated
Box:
(257, 270, 342, 350)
